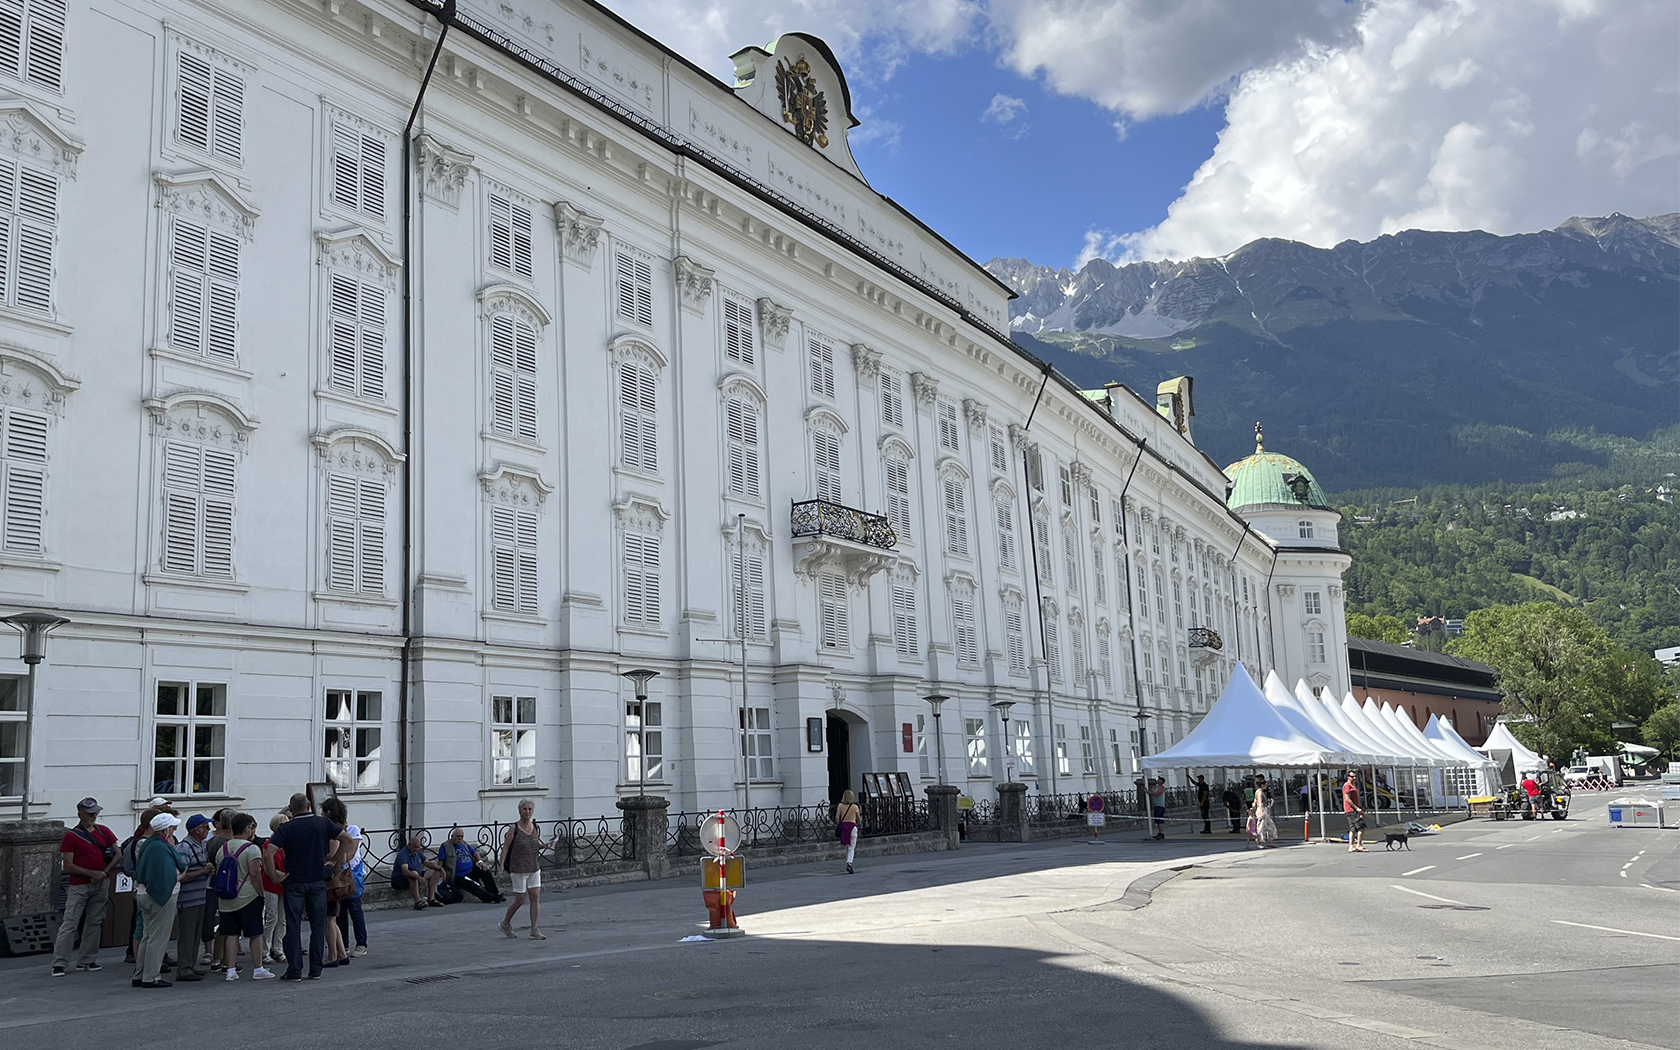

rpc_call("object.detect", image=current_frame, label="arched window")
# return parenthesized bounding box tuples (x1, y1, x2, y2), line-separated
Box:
(994, 498, 1017, 571)
(618, 357, 658, 473)
(942, 475, 969, 556)
(724, 396, 760, 498)
(1298, 519, 1314, 539)
(883, 453, 911, 540)
(489, 314, 538, 441)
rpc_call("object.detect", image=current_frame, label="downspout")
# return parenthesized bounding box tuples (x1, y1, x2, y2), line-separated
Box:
(1229, 522, 1254, 663)
(1115, 440, 1147, 779)
(1019, 363, 1053, 791)
(1260, 542, 1281, 676)
(398, 0, 455, 834)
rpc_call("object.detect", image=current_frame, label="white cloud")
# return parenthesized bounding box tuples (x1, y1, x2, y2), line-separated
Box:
(1123, 0, 1680, 260)
(849, 105, 905, 154)
(982, 93, 1029, 137)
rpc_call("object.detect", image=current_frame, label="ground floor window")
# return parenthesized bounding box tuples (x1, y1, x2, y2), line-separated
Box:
(0, 677, 21, 797)
(492, 694, 537, 786)
(741, 706, 773, 781)
(916, 713, 930, 777)
(154, 681, 227, 795)
(626, 698, 663, 783)
(1013, 720, 1035, 775)
(323, 689, 382, 791)
(1080, 724, 1095, 774)
(965, 717, 989, 777)
(1054, 723, 1069, 776)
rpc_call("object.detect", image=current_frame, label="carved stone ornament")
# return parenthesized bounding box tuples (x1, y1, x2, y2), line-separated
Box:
(144, 391, 259, 451)
(851, 343, 881, 384)
(479, 462, 554, 508)
(0, 100, 83, 180)
(1070, 460, 1092, 489)
(554, 201, 603, 267)
(612, 495, 670, 534)
(310, 428, 404, 478)
(828, 679, 847, 709)
(775, 56, 830, 148)
(1008, 423, 1028, 452)
(0, 345, 78, 417)
(316, 228, 401, 291)
(1328, 584, 1342, 601)
(154, 170, 259, 241)
(910, 371, 938, 408)
(963, 398, 988, 433)
(673, 255, 716, 314)
(756, 298, 791, 350)
(414, 134, 474, 210)
(1276, 584, 1297, 599)
(792, 536, 894, 590)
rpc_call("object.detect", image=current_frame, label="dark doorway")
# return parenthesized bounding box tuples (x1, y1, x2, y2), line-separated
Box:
(827, 714, 851, 806)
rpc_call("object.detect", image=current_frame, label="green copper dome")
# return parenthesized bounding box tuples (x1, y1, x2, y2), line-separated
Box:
(1224, 424, 1331, 511)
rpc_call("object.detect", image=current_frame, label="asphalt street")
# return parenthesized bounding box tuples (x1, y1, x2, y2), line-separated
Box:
(0, 793, 1673, 1050)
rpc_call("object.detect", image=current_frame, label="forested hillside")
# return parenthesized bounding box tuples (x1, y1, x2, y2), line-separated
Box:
(1337, 470, 1680, 654)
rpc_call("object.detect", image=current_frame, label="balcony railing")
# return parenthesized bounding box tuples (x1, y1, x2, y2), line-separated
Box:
(1187, 626, 1224, 652)
(790, 499, 897, 550)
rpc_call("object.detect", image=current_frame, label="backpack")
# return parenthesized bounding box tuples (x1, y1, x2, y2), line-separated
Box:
(119, 836, 141, 878)
(210, 842, 252, 900)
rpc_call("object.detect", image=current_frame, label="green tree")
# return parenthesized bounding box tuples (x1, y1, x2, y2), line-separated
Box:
(1643, 705, 1680, 762)
(1346, 613, 1410, 645)
(1449, 603, 1611, 761)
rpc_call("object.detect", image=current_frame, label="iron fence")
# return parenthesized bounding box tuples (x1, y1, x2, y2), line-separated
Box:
(359, 817, 630, 877)
(664, 799, 932, 857)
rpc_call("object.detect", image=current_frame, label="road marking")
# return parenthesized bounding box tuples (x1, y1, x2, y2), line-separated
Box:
(1456, 853, 1482, 860)
(1642, 884, 1677, 893)
(1552, 920, 1680, 942)
(1619, 871, 1628, 878)
(1400, 865, 1436, 877)
(1495, 843, 1515, 849)
(1391, 884, 1470, 906)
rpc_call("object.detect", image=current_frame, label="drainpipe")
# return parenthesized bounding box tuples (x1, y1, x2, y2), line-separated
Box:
(397, 0, 454, 834)
(1115, 440, 1147, 782)
(1229, 521, 1254, 664)
(1019, 363, 1053, 792)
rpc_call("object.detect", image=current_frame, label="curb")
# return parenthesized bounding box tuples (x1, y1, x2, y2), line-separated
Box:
(1111, 864, 1196, 911)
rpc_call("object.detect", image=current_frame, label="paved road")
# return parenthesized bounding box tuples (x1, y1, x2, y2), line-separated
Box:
(1, 799, 1673, 1050)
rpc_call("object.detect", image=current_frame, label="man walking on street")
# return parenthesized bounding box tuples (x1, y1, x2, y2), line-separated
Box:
(171, 814, 214, 982)
(1222, 782, 1243, 833)
(1148, 777, 1168, 840)
(133, 812, 185, 988)
(1196, 775, 1212, 834)
(51, 798, 119, 977)
(1343, 770, 1368, 852)
(264, 792, 353, 981)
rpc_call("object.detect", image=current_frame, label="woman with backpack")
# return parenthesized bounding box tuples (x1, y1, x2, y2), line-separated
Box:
(213, 812, 274, 980)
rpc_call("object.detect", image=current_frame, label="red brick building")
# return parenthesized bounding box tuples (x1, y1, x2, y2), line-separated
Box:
(1347, 637, 1502, 746)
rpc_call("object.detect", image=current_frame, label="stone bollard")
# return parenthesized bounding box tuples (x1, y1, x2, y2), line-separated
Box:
(925, 784, 961, 850)
(615, 795, 670, 880)
(0, 818, 65, 918)
(996, 782, 1029, 843)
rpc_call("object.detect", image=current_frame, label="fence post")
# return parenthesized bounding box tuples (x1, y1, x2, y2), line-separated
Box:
(616, 795, 670, 880)
(925, 784, 961, 850)
(996, 782, 1029, 843)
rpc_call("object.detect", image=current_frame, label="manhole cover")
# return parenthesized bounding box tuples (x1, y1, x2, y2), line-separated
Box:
(1418, 904, 1490, 911)
(407, 974, 459, 985)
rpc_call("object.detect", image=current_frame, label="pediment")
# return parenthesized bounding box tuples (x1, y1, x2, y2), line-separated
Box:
(154, 170, 260, 240)
(0, 99, 83, 178)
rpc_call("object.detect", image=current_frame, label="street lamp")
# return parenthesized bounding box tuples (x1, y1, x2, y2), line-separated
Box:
(923, 694, 948, 787)
(991, 699, 1017, 783)
(2, 611, 68, 822)
(620, 668, 659, 799)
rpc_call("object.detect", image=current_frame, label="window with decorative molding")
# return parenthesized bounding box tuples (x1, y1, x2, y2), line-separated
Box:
(1089, 487, 1100, 525)
(1092, 544, 1106, 605)
(153, 681, 226, 795)
(818, 571, 848, 650)
(1063, 523, 1079, 595)
(879, 370, 904, 429)
(936, 400, 960, 452)
(623, 530, 660, 627)
(1034, 509, 1051, 586)
(1053, 723, 1069, 776)
(729, 540, 767, 640)
(1043, 609, 1061, 683)
(1153, 569, 1166, 622)
(741, 707, 773, 781)
(162, 439, 235, 579)
(167, 217, 239, 362)
(326, 272, 385, 401)
(323, 689, 381, 791)
(1173, 577, 1184, 630)
(1141, 647, 1154, 686)
(891, 577, 917, 658)
(1070, 621, 1086, 685)
(489, 314, 538, 441)
(1080, 724, 1095, 774)
(1135, 563, 1148, 619)
(1058, 465, 1072, 507)
(488, 191, 534, 281)
(952, 591, 978, 665)
(965, 717, 989, 777)
(812, 428, 842, 503)
(1014, 720, 1035, 775)
(614, 247, 653, 326)
(1004, 596, 1026, 674)
(175, 47, 243, 164)
(1112, 498, 1124, 540)
(330, 119, 387, 220)
(995, 498, 1017, 572)
(0, 0, 64, 91)
(325, 472, 385, 596)
(626, 697, 662, 783)
(942, 476, 968, 556)
(807, 334, 835, 399)
(883, 454, 911, 540)
(1298, 519, 1314, 539)
(1304, 590, 1322, 615)
(1098, 629, 1113, 692)
(989, 425, 1008, 474)
(724, 395, 761, 499)
(0, 157, 55, 314)
(722, 296, 755, 365)
(1177, 649, 1189, 690)
(1308, 630, 1327, 664)
(491, 694, 537, 786)
(618, 358, 658, 474)
(0, 405, 45, 553)
(490, 505, 538, 614)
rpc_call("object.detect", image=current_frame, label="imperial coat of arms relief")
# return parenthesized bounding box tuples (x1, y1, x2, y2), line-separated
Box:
(775, 57, 830, 148)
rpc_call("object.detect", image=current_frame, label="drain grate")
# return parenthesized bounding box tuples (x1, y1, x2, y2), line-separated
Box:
(406, 974, 460, 985)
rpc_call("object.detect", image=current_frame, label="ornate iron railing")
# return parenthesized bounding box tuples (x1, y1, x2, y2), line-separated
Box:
(964, 799, 998, 825)
(1187, 626, 1224, 651)
(664, 799, 931, 856)
(360, 817, 631, 876)
(790, 498, 898, 550)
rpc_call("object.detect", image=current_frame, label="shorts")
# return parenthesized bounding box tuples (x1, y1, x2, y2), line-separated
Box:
(508, 870, 541, 893)
(1347, 813, 1367, 831)
(217, 897, 265, 939)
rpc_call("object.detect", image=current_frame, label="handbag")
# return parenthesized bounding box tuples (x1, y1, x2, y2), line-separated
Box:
(327, 863, 356, 902)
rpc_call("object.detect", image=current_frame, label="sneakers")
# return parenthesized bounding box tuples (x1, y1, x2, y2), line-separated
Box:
(350, 946, 367, 958)
(138, 980, 173, 989)
(252, 968, 276, 980)
(279, 973, 303, 982)
(50, 965, 66, 977)
(499, 920, 516, 939)
(413, 901, 426, 911)
(225, 968, 239, 982)
(845, 862, 854, 874)
(528, 927, 546, 940)
(76, 962, 102, 972)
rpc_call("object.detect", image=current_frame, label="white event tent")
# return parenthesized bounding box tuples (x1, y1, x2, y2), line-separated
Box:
(1424, 715, 1498, 799)
(1141, 665, 1335, 769)
(1480, 721, 1546, 777)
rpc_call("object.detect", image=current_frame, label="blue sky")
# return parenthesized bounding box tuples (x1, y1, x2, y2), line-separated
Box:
(846, 50, 1226, 269)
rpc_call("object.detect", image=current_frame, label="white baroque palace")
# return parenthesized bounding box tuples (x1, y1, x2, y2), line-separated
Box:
(0, 0, 1350, 829)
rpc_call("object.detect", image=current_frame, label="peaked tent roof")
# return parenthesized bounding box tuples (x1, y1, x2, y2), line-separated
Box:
(1379, 702, 1465, 767)
(1479, 721, 1546, 769)
(1142, 664, 1338, 769)
(1316, 690, 1404, 764)
(1424, 715, 1498, 771)
(1287, 679, 1388, 765)
(1262, 671, 1361, 764)
(1363, 697, 1449, 766)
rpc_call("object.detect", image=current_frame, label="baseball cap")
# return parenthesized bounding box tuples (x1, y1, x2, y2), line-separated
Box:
(150, 812, 181, 832)
(185, 814, 211, 831)
(148, 796, 169, 808)
(75, 797, 102, 814)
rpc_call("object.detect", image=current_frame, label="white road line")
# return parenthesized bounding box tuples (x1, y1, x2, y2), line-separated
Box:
(1642, 884, 1677, 893)
(1495, 843, 1515, 849)
(1391, 884, 1470, 906)
(1456, 853, 1482, 860)
(1620, 871, 1628, 878)
(1553, 920, 1680, 942)
(1400, 865, 1436, 877)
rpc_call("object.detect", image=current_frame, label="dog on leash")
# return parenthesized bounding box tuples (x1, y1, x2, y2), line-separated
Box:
(1384, 831, 1410, 851)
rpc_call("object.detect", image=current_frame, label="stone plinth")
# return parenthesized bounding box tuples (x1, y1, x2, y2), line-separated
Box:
(615, 795, 670, 879)
(996, 782, 1029, 843)
(0, 819, 65, 917)
(925, 784, 961, 850)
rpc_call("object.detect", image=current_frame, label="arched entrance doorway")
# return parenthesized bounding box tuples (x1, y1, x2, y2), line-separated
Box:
(826, 709, 872, 806)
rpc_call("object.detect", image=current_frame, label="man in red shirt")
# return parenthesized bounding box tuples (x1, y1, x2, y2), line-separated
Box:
(1343, 771, 1367, 852)
(51, 797, 119, 976)
(1521, 774, 1541, 818)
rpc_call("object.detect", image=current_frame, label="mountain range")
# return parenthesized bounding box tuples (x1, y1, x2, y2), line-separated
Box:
(985, 214, 1679, 491)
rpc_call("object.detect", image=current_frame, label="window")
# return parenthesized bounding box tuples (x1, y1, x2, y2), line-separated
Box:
(884, 456, 911, 539)
(937, 400, 960, 452)
(1070, 625, 1086, 685)
(989, 426, 1008, 474)
(615, 248, 653, 326)
(326, 272, 386, 401)
(1080, 725, 1095, 774)
(1090, 487, 1101, 525)
(1058, 466, 1072, 506)
(942, 477, 968, 556)
(0, 0, 64, 91)
(891, 579, 918, 657)
(1308, 631, 1327, 664)
(1092, 545, 1106, 605)
(1054, 723, 1069, 776)
(176, 49, 243, 164)
(491, 694, 537, 785)
(489, 315, 539, 441)
(818, 571, 848, 650)
(1025, 444, 1043, 491)
(162, 440, 235, 578)
(812, 429, 842, 503)
(623, 530, 660, 627)
(952, 593, 978, 664)
(167, 218, 239, 362)
(0, 157, 56, 314)
(1110, 728, 1124, 777)
(1063, 524, 1079, 595)
(625, 698, 662, 782)
(1171, 542, 1180, 565)
(1034, 510, 1052, 585)
(0, 678, 20, 797)
(725, 396, 760, 499)
(1298, 519, 1314, 539)
(915, 713, 929, 777)
(323, 689, 381, 790)
(1153, 570, 1166, 622)
(1136, 564, 1148, 619)
(1173, 578, 1184, 630)
(618, 358, 658, 473)
(153, 681, 226, 795)
(995, 499, 1017, 571)
(1004, 600, 1026, 674)
(1150, 524, 1160, 555)
(741, 707, 773, 780)
(1098, 631, 1112, 691)
(1043, 611, 1061, 683)
(723, 297, 754, 365)
(880, 371, 904, 429)
(326, 472, 386, 596)
(1178, 650, 1189, 690)
(1193, 666, 1205, 704)
(808, 335, 835, 398)
(965, 717, 989, 777)
(488, 191, 534, 280)
(1142, 648, 1154, 686)
(330, 120, 386, 219)
(1304, 590, 1322, 615)
(0, 406, 45, 553)
(730, 543, 767, 640)
(1112, 498, 1124, 540)
(1013, 720, 1035, 774)
(490, 505, 538, 615)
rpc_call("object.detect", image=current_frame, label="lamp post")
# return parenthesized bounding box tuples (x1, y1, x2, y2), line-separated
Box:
(923, 694, 948, 787)
(2, 612, 68, 822)
(620, 668, 659, 799)
(991, 699, 1017, 783)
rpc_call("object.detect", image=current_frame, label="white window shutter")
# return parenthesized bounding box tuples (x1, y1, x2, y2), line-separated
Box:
(516, 509, 538, 614)
(359, 281, 386, 400)
(880, 373, 902, 429)
(177, 51, 213, 153)
(360, 134, 386, 219)
(725, 398, 759, 498)
(724, 298, 754, 364)
(490, 505, 517, 611)
(209, 66, 243, 164)
(327, 273, 359, 390)
(169, 220, 206, 353)
(12, 166, 53, 313)
(331, 124, 361, 212)
(885, 458, 909, 538)
(489, 193, 514, 273)
(22, 0, 63, 90)
(943, 478, 967, 555)
(327, 516, 356, 591)
(164, 491, 198, 574)
(204, 230, 240, 361)
(808, 337, 834, 398)
(0, 1, 22, 81)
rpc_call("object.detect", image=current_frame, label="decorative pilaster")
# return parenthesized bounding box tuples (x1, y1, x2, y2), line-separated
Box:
(963, 398, 988, 433)
(757, 297, 791, 350)
(554, 201, 603, 268)
(673, 255, 715, 314)
(414, 134, 474, 209)
(851, 343, 881, 384)
(910, 372, 938, 409)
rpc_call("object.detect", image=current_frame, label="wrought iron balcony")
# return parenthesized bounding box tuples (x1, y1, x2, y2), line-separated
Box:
(790, 499, 898, 550)
(1187, 626, 1224, 652)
